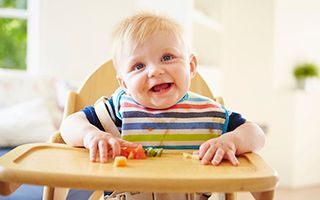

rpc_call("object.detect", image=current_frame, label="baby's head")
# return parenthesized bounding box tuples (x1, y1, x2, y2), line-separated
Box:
(112, 12, 197, 109)
(112, 12, 191, 70)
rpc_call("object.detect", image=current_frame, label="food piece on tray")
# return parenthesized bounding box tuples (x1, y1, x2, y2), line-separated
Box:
(113, 156, 127, 167)
(120, 145, 164, 159)
(182, 152, 200, 160)
(121, 144, 147, 159)
(144, 147, 163, 157)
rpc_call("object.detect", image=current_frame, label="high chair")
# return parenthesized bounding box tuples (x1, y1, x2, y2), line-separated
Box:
(0, 60, 278, 200)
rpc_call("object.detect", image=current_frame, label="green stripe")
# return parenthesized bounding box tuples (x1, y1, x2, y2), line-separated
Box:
(122, 133, 220, 142)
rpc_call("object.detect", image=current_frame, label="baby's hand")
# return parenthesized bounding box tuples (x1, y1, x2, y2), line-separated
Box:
(83, 131, 137, 163)
(199, 133, 239, 166)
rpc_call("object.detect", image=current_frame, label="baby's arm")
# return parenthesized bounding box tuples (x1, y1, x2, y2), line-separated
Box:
(60, 112, 137, 162)
(199, 121, 265, 166)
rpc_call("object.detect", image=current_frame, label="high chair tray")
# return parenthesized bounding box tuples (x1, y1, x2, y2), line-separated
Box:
(0, 143, 278, 195)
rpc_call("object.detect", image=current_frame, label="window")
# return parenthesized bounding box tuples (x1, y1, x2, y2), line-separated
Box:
(0, 0, 27, 70)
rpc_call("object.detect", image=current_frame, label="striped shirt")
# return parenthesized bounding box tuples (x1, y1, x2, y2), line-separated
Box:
(82, 89, 246, 149)
(115, 89, 227, 149)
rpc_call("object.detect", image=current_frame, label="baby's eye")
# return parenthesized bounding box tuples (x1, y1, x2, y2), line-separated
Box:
(133, 63, 145, 71)
(161, 54, 174, 62)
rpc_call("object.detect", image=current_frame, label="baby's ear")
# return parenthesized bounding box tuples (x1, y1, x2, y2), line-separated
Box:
(116, 75, 128, 91)
(189, 54, 198, 78)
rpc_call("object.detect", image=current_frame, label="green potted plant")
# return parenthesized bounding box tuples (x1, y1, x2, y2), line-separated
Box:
(293, 62, 319, 89)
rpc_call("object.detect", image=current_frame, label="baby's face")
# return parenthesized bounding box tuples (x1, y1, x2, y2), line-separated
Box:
(116, 31, 196, 109)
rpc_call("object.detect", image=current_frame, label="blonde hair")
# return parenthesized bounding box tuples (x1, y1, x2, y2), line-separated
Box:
(112, 12, 189, 70)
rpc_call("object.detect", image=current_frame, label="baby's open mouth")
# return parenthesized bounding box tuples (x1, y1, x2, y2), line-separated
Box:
(150, 83, 173, 92)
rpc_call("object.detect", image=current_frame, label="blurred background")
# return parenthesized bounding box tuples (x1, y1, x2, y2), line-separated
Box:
(1, 0, 320, 199)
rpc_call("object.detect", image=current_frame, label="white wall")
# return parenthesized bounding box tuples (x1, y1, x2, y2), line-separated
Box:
(220, 0, 274, 127)
(36, 0, 136, 81)
(221, 0, 320, 188)
(273, 0, 320, 89)
(270, 0, 320, 188)
(292, 92, 320, 187)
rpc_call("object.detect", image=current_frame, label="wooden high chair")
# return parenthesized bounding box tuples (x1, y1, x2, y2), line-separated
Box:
(0, 60, 278, 200)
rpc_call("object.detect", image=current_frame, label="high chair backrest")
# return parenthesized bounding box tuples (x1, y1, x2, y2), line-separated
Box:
(63, 59, 220, 119)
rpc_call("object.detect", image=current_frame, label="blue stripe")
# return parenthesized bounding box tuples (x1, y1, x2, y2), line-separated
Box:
(222, 106, 229, 134)
(177, 93, 189, 103)
(143, 145, 200, 150)
(123, 111, 226, 118)
(188, 97, 211, 102)
(114, 88, 125, 120)
(123, 122, 224, 130)
(121, 95, 135, 102)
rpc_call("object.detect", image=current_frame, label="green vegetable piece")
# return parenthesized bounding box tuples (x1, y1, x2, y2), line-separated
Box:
(155, 148, 163, 157)
(144, 147, 151, 155)
(143, 147, 164, 157)
(147, 148, 156, 157)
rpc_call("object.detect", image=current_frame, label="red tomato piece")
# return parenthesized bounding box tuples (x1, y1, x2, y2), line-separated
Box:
(133, 144, 147, 159)
(120, 144, 146, 159)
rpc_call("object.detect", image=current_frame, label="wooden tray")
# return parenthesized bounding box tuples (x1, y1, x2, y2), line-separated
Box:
(0, 143, 278, 195)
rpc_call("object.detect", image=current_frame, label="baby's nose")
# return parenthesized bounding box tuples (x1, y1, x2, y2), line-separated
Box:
(148, 64, 165, 77)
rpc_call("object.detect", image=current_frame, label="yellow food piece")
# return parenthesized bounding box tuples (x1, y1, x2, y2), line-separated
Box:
(192, 154, 200, 160)
(114, 156, 127, 167)
(182, 152, 200, 160)
(182, 152, 192, 159)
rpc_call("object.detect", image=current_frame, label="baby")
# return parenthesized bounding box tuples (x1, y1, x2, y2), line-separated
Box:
(60, 12, 265, 200)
